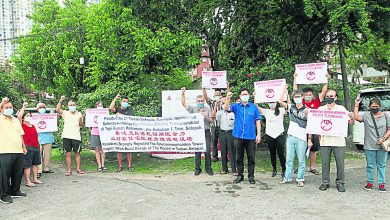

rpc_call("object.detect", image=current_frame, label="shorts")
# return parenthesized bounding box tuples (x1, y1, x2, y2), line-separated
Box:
(310, 134, 320, 152)
(23, 146, 41, 168)
(90, 135, 101, 149)
(63, 138, 82, 153)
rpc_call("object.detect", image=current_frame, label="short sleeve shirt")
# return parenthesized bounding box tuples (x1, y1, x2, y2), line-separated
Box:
(229, 102, 261, 140)
(263, 108, 285, 139)
(318, 104, 347, 147)
(287, 104, 307, 141)
(0, 115, 24, 154)
(361, 112, 390, 150)
(22, 123, 39, 148)
(187, 105, 212, 130)
(206, 99, 223, 127)
(216, 110, 235, 131)
(114, 106, 134, 116)
(303, 97, 321, 109)
(61, 111, 82, 141)
(38, 132, 55, 145)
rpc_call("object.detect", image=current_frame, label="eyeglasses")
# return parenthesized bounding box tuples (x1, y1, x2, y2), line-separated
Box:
(326, 96, 335, 98)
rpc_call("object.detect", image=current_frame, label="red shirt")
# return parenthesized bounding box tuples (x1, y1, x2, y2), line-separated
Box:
(22, 123, 39, 148)
(302, 97, 321, 109)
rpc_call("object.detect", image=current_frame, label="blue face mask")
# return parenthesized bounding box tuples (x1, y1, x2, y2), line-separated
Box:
(121, 102, 129, 108)
(3, 108, 13, 116)
(38, 108, 46, 114)
(240, 95, 250, 103)
(69, 106, 77, 112)
(197, 102, 204, 108)
(293, 98, 302, 105)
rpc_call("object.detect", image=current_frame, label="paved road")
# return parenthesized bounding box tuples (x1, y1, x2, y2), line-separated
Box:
(1, 159, 389, 220)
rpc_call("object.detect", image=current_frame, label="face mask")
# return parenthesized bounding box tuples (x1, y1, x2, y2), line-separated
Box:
(214, 96, 220, 101)
(304, 96, 313, 102)
(69, 106, 77, 112)
(97, 106, 103, 109)
(121, 102, 129, 108)
(325, 97, 335, 105)
(24, 117, 31, 122)
(3, 108, 13, 116)
(268, 102, 277, 109)
(370, 107, 380, 114)
(293, 98, 302, 105)
(38, 108, 46, 114)
(240, 95, 250, 103)
(197, 102, 204, 108)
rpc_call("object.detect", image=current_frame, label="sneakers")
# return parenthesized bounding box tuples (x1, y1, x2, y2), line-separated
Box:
(379, 184, 387, 192)
(206, 170, 214, 176)
(194, 169, 202, 176)
(337, 184, 346, 192)
(271, 171, 277, 177)
(11, 192, 27, 198)
(319, 183, 330, 191)
(0, 196, 13, 204)
(365, 182, 373, 191)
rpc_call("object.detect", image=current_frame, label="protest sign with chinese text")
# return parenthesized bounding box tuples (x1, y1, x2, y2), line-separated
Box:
(307, 109, 349, 137)
(31, 113, 58, 132)
(254, 79, 286, 103)
(202, 71, 227, 89)
(295, 62, 328, 84)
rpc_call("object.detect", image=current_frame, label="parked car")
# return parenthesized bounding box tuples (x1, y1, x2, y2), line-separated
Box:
(353, 86, 390, 150)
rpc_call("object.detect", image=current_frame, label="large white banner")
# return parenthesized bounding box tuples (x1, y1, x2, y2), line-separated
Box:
(31, 113, 58, 132)
(295, 62, 328, 84)
(254, 79, 286, 103)
(307, 109, 349, 137)
(85, 108, 109, 127)
(98, 114, 206, 153)
(202, 71, 227, 89)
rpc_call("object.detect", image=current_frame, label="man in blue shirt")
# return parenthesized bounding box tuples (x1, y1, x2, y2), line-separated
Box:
(224, 88, 262, 184)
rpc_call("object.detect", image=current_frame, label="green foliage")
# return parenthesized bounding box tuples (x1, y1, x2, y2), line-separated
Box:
(0, 68, 25, 107)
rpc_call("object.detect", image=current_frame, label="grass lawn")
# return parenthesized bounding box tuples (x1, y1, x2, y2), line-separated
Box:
(51, 147, 364, 175)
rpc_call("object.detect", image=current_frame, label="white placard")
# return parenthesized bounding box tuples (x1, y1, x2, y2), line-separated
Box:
(254, 79, 286, 103)
(85, 108, 109, 127)
(98, 114, 206, 153)
(306, 109, 349, 137)
(31, 113, 58, 132)
(162, 90, 213, 117)
(202, 71, 227, 89)
(295, 62, 328, 84)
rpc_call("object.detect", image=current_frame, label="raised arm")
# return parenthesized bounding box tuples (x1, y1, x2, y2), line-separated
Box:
(224, 92, 233, 111)
(181, 87, 188, 109)
(0, 97, 9, 110)
(17, 102, 28, 124)
(293, 72, 298, 91)
(109, 94, 120, 112)
(279, 85, 289, 110)
(353, 97, 363, 122)
(202, 86, 211, 103)
(318, 75, 329, 102)
(56, 96, 65, 114)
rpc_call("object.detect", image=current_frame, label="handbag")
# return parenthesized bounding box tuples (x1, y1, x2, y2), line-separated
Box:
(370, 112, 390, 152)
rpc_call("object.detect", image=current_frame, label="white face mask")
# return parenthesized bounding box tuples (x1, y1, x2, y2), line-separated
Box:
(240, 95, 250, 103)
(268, 102, 277, 109)
(24, 116, 32, 122)
(293, 98, 302, 105)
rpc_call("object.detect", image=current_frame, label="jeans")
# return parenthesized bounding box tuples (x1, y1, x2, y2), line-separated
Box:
(321, 146, 345, 185)
(195, 130, 212, 171)
(284, 135, 307, 182)
(265, 134, 286, 173)
(219, 130, 236, 173)
(364, 149, 388, 184)
(234, 138, 256, 178)
(0, 153, 24, 198)
(211, 126, 220, 158)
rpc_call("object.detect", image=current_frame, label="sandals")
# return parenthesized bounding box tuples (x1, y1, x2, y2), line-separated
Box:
(102, 167, 107, 171)
(65, 171, 72, 176)
(97, 167, 103, 172)
(128, 167, 134, 172)
(43, 170, 54, 173)
(279, 179, 290, 184)
(116, 167, 123, 172)
(32, 180, 43, 184)
(310, 169, 320, 175)
(232, 172, 238, 176)
(26, 182, 36, 187)
(76, 170, 85, 174)
(298, 181, 305, 187)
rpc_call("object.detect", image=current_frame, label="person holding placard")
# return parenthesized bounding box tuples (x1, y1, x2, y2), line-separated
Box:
(224, 88, 262, 184)
(213, 98, 236, 175)
(36, 102, 55, 175)
(279, 86, 311, 187)
(56, 96, 84, 176)
(91, 101, 106, 172)
(17, 104, 43, 187)
(0, 97, 27, 204)
(293, 72, 328, 176)
(354, 97, 390, 192)
(109, 94, 135, 172)
(182, 87, 214, 176)
(203, 87, 224, 162)
(257, 102, 286, 178)
(318, 90, 354, 192)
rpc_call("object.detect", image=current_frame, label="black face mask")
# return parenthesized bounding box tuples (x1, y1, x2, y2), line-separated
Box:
(370, 107, 380, 114)
(325, 97, 335, 104)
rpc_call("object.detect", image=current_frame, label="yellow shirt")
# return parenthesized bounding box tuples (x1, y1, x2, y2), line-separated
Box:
(61, 111, 82, 141)
(318, 104, 347, 147)
(0, 115, 24, 154)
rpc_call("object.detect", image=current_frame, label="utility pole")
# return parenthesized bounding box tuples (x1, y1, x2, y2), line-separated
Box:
(338, 37, 351, 111)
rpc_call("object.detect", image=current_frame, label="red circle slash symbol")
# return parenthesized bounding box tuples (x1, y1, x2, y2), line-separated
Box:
(320, 120, 332, 131)
(306, 71, 316, 81)
(265, 89, 275, 98)
(38, 121, 47, 130)
(210, 78, 218, 86)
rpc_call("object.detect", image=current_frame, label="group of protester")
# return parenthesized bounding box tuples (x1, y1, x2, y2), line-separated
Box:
(1, 72, 389, 204)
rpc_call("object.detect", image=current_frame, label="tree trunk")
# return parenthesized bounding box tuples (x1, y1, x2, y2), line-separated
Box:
(338, 38, 351, 111)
